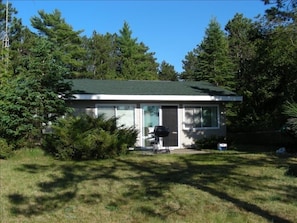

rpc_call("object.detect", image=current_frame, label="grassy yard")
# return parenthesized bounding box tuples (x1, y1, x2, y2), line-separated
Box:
(1, 147, 297, 223)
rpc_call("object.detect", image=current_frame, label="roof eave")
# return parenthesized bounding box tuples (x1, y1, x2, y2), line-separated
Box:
(70, 94, 243, 102)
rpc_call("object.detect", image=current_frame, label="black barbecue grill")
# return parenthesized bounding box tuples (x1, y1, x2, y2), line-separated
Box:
(154, 125, 170, 137)
(152, 126, 170, 153)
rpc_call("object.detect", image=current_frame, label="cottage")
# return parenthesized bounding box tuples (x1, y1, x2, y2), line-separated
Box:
(66, 79, 242, 150)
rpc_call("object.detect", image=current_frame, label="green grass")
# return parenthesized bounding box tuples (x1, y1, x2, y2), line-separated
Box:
(1, 147, 297, 223)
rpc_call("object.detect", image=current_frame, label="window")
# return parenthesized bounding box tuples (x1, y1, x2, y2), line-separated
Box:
(96, 105, 135, 127)
(184, 106, 218, 129)
(117, 105, 135, 127)
(98, 106, 115, 120)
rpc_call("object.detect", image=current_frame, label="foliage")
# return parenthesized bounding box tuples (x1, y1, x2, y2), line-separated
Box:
(0, 137, 13, 159)
(224, 13, 271, 131)
(182, 18, 235, 90)
(82, 32, 118, 79)
(282, 102, 297, 138)
(226, 9, 297, 131)
(262, 0, 297, 25)
(180, 51, 200, 81)
(115, 21, 159, 80)
(195, 135, 226, 150)
(30, 9, 86, 78)
(225, 13, 258, 89)
(43, 114, 138, 160)
(158, 60, 178, 81)
(81, 22, 162, 80)
(0, 37, 73, 145)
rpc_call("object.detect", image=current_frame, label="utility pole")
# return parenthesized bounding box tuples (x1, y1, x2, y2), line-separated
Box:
(1, 0, 9, 76)
(3, 0, 9, 48)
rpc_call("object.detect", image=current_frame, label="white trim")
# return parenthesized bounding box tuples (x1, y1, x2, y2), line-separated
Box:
(71, 94, 243, 102)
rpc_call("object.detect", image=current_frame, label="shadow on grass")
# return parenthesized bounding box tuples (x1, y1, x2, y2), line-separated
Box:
(118, 154, 294, 223)
(8, 152, 297, 222)
(285, 164, 297, 177)
(9, 161, 120, 217)
(179, 155, 295, 223)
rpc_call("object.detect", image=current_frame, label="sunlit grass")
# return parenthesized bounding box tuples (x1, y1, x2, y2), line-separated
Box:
(1, 148, 297, 223)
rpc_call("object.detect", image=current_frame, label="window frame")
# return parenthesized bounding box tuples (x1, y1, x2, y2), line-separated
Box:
(183, 104, 220, 130)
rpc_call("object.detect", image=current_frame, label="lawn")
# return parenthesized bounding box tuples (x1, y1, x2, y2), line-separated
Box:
(1, 147, 297, 223)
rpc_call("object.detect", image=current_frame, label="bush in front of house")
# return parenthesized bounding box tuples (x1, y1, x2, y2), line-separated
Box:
(195, 135, 226, 150)
(282, 102, 297, 138)
(42, 114, 138, 160)
(0, 137, 14, 159)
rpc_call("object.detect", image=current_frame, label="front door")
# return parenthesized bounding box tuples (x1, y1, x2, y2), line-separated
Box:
(162, 106, 178, 147)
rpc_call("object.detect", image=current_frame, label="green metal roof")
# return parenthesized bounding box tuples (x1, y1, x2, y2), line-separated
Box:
(67, 79, 239, 97)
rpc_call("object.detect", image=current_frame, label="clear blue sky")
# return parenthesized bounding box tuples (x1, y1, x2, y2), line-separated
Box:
(11, 0, 270, 73)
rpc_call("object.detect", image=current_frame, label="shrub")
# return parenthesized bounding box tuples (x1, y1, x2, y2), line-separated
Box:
(42, 114, 138, 160)
(195, 135, 226, 150)
(282, 102, 297, 138)
(0, 138, 13, 159)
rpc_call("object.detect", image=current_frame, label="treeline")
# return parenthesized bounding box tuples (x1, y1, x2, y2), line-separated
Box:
(1, 0, 297, 146)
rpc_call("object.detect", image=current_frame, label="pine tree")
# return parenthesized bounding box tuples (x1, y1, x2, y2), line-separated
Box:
(82, 32, 118, 79)
(181, 51, 200, 81)
(158, 61, 178, 81)
(225, 13, 258, 90)
(182, 18, 235, 89)
(197, 18, 235, 89)
(115, 21, 158, 80)
(30, 9, 86, 78)
(0, 37, 72, 144)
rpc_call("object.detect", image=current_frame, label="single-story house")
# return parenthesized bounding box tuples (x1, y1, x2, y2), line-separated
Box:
(66, 79, 242, 150)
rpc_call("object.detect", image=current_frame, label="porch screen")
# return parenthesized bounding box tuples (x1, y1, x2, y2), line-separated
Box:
(97, 105, 135, 127)
(184, 106, 218, 129)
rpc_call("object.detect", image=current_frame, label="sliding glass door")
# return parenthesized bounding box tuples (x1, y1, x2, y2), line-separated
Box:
(142, 105, 160, 147)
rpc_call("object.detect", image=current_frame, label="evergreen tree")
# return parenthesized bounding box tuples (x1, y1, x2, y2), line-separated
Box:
(0, 36, 72, 145)
(180, 51, 200, 81)
(158, 61, 178, 81)
(115, 21, 159, 80)
(262, 0, 297, 25)
(198, 18, 235, 88)
(10, 27, 38, 76)
(30, 9, 86, 78)
(225, 13, 258, 91)
(224, 14, 264, 130)
(182, 18, 235, 89)
(225, 9, 297, 130)
(282, 101, 297, 139)
(83, 31, 118, 79)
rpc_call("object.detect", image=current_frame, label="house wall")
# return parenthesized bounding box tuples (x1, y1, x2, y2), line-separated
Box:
(66, 100, 226, 149)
